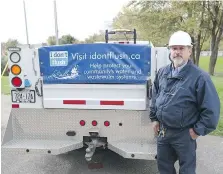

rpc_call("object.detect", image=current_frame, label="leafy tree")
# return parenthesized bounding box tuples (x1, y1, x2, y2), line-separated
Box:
(84, 30, 105, 43)
(60, 34, 79, 44)
(47, 36, 57, 45)
(207, 1, 223, 75)
(47, 35, 80, 45)
(112, 0, 223, 75)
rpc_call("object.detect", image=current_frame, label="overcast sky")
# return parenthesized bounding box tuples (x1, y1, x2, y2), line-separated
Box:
(0, 0, 130, 44)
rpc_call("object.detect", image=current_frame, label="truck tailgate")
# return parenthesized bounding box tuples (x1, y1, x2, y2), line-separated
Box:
(42, 84, 148, 110)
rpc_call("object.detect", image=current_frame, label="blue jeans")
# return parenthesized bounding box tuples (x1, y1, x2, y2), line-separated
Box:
(157, 127, 197, 174)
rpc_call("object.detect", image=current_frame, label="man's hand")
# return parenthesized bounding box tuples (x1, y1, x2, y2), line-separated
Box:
(152, 121, 160, 135)
(189, 128, 199, 140)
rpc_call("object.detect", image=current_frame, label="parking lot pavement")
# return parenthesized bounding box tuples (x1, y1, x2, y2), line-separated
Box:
(1, 94, 223, 174)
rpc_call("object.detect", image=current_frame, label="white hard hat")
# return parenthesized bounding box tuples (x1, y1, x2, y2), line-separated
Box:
(168, 30, 192, 47)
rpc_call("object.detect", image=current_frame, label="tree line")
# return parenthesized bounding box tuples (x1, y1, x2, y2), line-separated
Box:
(109, 0, 223, 75)
(1, 1, 223, 76)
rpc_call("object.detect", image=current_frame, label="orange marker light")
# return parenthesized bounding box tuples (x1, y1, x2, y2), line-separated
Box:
(11, 65, 21, 75)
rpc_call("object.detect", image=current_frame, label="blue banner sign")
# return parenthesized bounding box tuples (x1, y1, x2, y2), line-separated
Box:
(38, 43, 151, 84)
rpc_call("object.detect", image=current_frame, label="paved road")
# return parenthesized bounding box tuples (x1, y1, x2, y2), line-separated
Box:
(1, 94, 223, 174)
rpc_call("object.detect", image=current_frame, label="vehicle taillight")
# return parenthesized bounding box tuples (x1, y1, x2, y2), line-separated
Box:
(92, 120, 97, 126)
(80, 120, 86, 126)
(11, 65, 21, 75)
(8, 49, 24, 88)
(11, 77, 22, 87)
(10, 52, 21, 63)
(104, 121, 110, 127)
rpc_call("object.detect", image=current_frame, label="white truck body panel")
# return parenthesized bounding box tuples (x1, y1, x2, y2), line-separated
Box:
(8, 45, 43, 108)
(42, 84, 147, 110)
(2, 43, 170, 161)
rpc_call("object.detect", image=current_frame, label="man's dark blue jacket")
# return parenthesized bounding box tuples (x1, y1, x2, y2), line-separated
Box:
(149, 60, 220, 136)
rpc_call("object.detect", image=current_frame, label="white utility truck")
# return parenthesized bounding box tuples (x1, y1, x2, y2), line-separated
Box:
(2, 29, 170, 161)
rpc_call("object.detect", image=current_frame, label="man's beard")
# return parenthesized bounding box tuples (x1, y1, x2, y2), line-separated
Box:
(171, 56, 185, 67)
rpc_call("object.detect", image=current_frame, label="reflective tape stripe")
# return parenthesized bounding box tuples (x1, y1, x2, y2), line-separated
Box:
(100, 101, 124, 105)
(63, 100, 86, 105)
(63, 100, 124, 106)
(12, 104, 20, 108)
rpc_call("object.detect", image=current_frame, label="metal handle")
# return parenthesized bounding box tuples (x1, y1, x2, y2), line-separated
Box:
(147, 79, 152, 100)
(35, 78, 43, 97)
(105, 29, 137, 44)
(32, 51, 37, 76)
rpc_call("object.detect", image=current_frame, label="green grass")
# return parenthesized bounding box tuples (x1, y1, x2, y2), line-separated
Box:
(199, 56, 223, 136)
(1, 76, 10, 95)
(199, 56, 223, 77)
(1, 56, 223, 136)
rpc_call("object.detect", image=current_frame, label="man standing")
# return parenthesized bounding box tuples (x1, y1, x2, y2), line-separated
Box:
(150, 30, 220, 174)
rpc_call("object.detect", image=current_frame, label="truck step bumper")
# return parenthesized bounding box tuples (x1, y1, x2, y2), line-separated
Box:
(2, 139, 83, 155)
(108, 139, 157, 160)
(2, 109, 157, 160)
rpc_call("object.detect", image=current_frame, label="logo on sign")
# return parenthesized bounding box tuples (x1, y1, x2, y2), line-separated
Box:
(49, 51, 68, 66)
